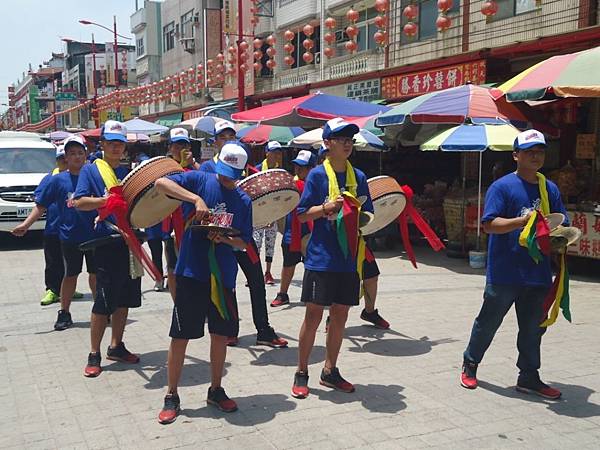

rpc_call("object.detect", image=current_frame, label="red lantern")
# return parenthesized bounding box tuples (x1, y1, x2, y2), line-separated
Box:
(239, 52, 249, 62)
(216, 53, 225, 62)
(215, 73, 223, 84)
(228, 45, 237, 55)
(302, 39, 314, 50)
(303, 24, 314, 36)
(403, 22, 418, 37)
(266, 59, 276, 69)
(302, 52, 314, 63)
(437, 0, 453, 12)
(345, 40, 358, 53)
(346, 25, 359, 38)
(325, 17, 337, 29)
(436, 14, 452, 32)
(403, 4, 418, 20)
(206, 77, 213, 85)
(346, 8, 359, 22)
(266, 34, 276, 46)
(240, 63, 249, 73)
(239, 40, 249, 52)
(284, 55, 295, 66)
(253, 50, 263, 60)
(374, 0, 388, 13)
(226, 66, 236, 76)
(266, 47, 276, 57)
(251, 16, 259, 26)
(374, 31, 386, 45)
(283, 43, 295, 54)
(253, 38, 263, 49)
(207, 59, 214, 67)
(216, 63, 224, 73)
(324, 46, 335, 58)
(284, 29, 295, 41)
(481, 1, 499, 17)
(324, 32, 336, 44)
(253, 62, 262, 72)
(374, 15, 386, 28)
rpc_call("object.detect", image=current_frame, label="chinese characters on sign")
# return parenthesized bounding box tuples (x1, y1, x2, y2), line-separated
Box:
(381, 61, 487, 100)
(567, 211, 600, 260)
(346, 79, 381, 103)
(575, 134, 597, 160)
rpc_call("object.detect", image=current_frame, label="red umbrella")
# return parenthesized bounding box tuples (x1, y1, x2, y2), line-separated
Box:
(80, 128, 102, 138)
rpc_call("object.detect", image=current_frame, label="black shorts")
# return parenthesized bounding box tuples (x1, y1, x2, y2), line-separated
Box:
(92, 240, 142, 316)
(300, 269, 360, 307)
(61, 241, 97, 276)
(165, 237, 177, 271)
(363, 257, 380, 280)
(169, 276, 239, 339)
(281, 242, 303, 268)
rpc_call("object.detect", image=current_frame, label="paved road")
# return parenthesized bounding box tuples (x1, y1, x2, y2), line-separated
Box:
(1, 232, 599, 449)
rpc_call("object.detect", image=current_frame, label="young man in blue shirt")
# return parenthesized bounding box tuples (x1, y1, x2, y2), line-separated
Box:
(12, 136, 97, 330)
(73, 120, 142, 378)
(154, 142, 253, 424)
(292, 118, 374, 399)
(461, 130, 567, 400)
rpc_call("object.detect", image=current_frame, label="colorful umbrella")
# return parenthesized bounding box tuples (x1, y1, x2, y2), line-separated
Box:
(290, 127, 387, 151)
(190, 116, 241, 135)
(375, 84, 529, 127)
(347, 114, 385, 137)
(236, 124, 304, 145)
(123, 118, 168, 135)
(231, 92, 390, 127)
(493, 45, 600, 102)
(45, 130, 73, 142)
(127, 133, 150, 143)
(420, 123, 520, 152)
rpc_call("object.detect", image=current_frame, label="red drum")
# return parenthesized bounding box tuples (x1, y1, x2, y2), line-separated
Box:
(361, 175, 406, 236)
(121, 156, 184, 228)
(237, 169, 300, 228)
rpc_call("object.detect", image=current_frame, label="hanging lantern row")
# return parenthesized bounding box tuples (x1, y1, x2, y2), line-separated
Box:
(303, 23, 315, 64)
(324, 17, 336, 59)
(345, 8, 359, 54)
(436, 0, 453, 33)
(373, 0, 388, 46)
(250, 0, 260, 27)
(481, 1, 499, 19)
(403, 2, 419, 38)
(253, 37, 263, 74)
(265, 34, 276, 71)
(284, 29, 295, 67)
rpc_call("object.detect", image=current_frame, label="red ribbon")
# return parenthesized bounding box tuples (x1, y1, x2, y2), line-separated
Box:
(97, 186, 162, 281)
(290, 179, 305, 253)
(245, 241, 260, 264)
(535, 212, 551, 256)
(396, 185, 445, 269)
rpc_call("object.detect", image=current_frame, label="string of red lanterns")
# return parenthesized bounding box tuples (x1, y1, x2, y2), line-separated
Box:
(403, 2, 419, 38)
(324, 17, 336, 59)
(302, 23, 315, 64)
(345, 8, 359, 54)
(436, 0, 453, 33)
(265, 34, 276, 71)
(283, 29, 295, 67)
(373, 0, 388, 46)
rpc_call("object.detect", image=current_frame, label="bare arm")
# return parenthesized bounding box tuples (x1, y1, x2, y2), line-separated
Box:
(207, 232, 247, 250)
(11, 204, 47, 236)
(298, 196, 344, 223)
(155, 177, 210, 221)
(483, 213, 531, 235)
(73, 196, 107, 211)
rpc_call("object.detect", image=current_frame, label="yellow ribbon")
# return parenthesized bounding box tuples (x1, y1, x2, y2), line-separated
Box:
(540, 252, 567, 327)
(52, 167, 60, 175)
(261, 159, 279, 171)
(94, 159, 119, 189)
(518, 172, 550, 248)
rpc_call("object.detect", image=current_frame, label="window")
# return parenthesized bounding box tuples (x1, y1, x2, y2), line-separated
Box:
(136, 37, 145, 57)
(181, 9, 194, 38)
(492, 0, 538, 21)
(401, 0, 460, 43)
(163, 21, 175, 52)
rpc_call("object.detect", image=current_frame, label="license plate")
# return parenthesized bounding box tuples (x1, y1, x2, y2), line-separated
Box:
(16, 207, 33, 218)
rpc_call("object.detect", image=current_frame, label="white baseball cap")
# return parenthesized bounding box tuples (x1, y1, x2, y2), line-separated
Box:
(63, 135, 87, 151)
(102, 120, 128, 142)
(216, 142, 248, 180)
(55, 145, 65, 159)
(214, 120, 236, 136)
(169, 127, 190, 143)
(291, 150, 316, 167)
(322, 117, 359, 140)
(514, 129, 547, 151)
(266, 141, 283, 152)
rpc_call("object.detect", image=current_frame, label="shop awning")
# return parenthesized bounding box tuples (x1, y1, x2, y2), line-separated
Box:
(155, 113, 183, 127)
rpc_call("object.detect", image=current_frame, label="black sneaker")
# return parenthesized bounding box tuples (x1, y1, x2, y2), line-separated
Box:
(84, 352, 102, 378)
(256, 326, 288, 348)
(54, 310, 73, 331)
(271, 292, 290, 307)
(107, 342, 140, 363)
(207, 386, 237, 412)
(292, 371, 309, 399)
(516, 376, 561, 400)
(320, 367, 355, 393)
(158, 394, 181, 424)
(360, 308, 390, 329)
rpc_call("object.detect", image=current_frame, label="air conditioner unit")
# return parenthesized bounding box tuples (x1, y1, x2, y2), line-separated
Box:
(192, 13, 200, 25)
(181, 38, 195, 54)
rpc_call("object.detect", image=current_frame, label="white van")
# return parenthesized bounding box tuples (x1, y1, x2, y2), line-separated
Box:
(0, 131, 56, 233)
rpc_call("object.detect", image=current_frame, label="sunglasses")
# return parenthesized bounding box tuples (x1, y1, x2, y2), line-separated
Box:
(330, 137, 356, 145)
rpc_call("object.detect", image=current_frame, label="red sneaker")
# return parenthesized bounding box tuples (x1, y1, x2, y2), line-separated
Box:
(256, 327, 288, 348)
(360, 309, 390, 329)
(158, 394, 180, 424)
(320, 367, 355, 393)
(226, 336, 239, 347)
(461, 361, 478, 389)
(106, 342, 139, 363)
(516, 378, 561, 400)
(207, 387, 238, 412)
(84, 352, 102, 378)
(292, 371, 309, 399)
(271, 293, 290, 307)
(264, 272, 275, 285)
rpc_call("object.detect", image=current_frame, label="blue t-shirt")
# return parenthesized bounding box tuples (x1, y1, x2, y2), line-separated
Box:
(482, 172, 568, 287)
(199, 158, 217, 174)
(35, 172, 60, 236)
(73, 162, 131, 238)
(283, 179, 310, 245)
(145, 222, 170, 240)
(167, 171, 253, 288)
(297, 165, 373, 272)
(37, 171, 96, 243)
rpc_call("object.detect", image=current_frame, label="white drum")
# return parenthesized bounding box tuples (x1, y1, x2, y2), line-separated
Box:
(361, 175, 407, 236)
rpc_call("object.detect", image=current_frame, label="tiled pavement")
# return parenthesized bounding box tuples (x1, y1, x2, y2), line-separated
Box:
(1, 233, 599, 449)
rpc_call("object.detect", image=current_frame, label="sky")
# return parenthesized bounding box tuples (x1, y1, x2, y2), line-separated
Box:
(0, 0, 145, 113)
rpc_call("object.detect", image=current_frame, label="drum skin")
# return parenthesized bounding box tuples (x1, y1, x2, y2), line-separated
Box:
(121, 156, 184, 228)
(238, 169, 300, 228)
(361, 175, 407, 236)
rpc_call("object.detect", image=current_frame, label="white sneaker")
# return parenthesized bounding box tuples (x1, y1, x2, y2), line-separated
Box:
(154, 280, 164, 292)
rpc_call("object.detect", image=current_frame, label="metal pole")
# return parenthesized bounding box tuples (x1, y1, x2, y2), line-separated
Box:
(113, 15, 120, 114)
(477, 151, 482, 252)
(320, 0, 325, 82)
(92, 34, 99, 127)
(203, 4, 209, 97)
(237, 0, 245, 112)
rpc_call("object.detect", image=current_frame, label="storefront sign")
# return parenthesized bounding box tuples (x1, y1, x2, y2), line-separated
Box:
(575, 134, 596, 160)
(381, 60, 487, 100)
(567, 211, 600, 259)
(346, 79, 380, 103)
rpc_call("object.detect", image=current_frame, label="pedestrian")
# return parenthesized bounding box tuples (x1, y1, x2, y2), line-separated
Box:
(199, 121, 287, 348)
(73, 120, 142, 377)
(253, 140, 284, 285)
(154, 142, 252, 424)
(461, 129, 568, 400)
(292, 118, 374, 399)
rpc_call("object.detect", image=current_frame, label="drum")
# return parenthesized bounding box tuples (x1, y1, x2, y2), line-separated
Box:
(237, 169, 300, 228)
(361, 176, 407, 236)
(121, 156, 184, 228)
(550, 226, 582, 253)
